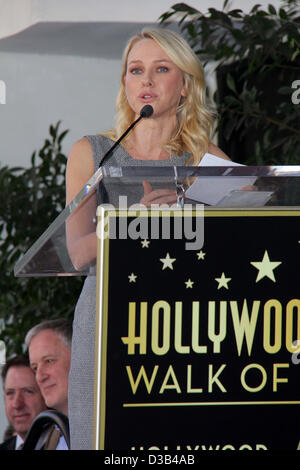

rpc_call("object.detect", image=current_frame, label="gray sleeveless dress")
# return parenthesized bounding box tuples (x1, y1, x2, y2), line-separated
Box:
(68, 135, 191, 450)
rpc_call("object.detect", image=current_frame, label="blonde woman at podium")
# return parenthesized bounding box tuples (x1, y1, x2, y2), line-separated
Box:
(65, 28, 229, 450)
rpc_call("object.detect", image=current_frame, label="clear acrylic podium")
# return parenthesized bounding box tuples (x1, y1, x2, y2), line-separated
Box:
(14, 166, 300, 451)
(14, 165, 300, 277)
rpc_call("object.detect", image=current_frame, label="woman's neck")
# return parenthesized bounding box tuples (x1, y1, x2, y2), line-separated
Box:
(125, 116, 177, 160)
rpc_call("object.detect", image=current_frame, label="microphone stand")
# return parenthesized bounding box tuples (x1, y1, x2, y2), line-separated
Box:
(99, 105, 153, 168)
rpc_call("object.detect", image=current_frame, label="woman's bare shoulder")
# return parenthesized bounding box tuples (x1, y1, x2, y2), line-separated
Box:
(66, 137, 95, 204)
(68, 137, 93, 160)
(67, 137, 94, 173)
(208, 142, 231, 161)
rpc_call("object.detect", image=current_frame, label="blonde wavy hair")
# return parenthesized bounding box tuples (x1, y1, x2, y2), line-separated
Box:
(104, 28, 215, 165)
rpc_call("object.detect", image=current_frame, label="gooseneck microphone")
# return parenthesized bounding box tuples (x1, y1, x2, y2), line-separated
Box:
(99, 105, 153, 167)
(139, 104, 153, 118)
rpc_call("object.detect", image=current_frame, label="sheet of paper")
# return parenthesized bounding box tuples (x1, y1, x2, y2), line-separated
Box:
(185, 153, 257, 205)
(197, 153, 243, 167)
(217, 190, 273, 207)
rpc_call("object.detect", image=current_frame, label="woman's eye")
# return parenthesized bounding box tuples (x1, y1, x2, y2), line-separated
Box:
(130, 68, 142, 75)
(157, 66, 168, 72)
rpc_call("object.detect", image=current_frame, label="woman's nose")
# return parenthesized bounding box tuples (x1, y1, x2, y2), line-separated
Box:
(142, 72, 153, 87)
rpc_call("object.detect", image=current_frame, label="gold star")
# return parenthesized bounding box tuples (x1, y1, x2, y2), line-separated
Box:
(160, 253, 176, 270)
(185, 279, 194, 288)
(250, 250, 282, 283)
(215, 272, 231, 290)
(141, 239, 150, 248)
(196, 250, 206, 260)
(128, 273, 137, 283)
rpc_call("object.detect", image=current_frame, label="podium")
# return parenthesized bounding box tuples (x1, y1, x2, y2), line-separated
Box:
(15, 165, 300, 451)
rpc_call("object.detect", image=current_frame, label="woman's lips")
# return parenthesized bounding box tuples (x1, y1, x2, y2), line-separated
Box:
(139, 93, 157, 102)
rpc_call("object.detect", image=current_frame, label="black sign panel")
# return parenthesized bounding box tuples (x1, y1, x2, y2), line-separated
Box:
(95, 210, 300, 451)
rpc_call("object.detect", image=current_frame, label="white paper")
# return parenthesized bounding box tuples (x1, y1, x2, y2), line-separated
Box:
(198, 153, 243, 167)
(217, 190, 273, 207)
(185, 153, 257, 205)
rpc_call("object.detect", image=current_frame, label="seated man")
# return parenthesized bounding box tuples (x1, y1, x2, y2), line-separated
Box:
(0, 355, 47, 450)
(25, 319, 72, 450)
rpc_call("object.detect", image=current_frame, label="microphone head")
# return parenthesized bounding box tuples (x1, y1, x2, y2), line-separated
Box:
(140, 105, 153, 118)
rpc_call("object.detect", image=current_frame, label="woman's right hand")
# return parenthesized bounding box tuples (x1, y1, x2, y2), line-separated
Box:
(140, 180, 178, 207)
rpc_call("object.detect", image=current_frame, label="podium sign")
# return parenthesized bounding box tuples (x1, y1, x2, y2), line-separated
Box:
(13, 165, 300, 451)
(94, 208, 300, 451)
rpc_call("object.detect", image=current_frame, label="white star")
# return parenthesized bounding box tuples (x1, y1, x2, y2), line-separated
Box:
(215, 272, 231, 290)
(250, 250, 282, 282)
(128, 273, 137, 283)
(141, 239, 150, 248)
(185, 279, 194, 288)
(160, 253, 176, 270)
(196, 250, 206, 260)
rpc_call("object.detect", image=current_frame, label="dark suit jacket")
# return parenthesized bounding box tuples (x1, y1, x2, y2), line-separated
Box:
(0, 436, 17, 450)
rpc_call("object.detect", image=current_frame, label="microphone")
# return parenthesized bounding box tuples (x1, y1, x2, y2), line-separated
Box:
(99, 105, 153, 167)
(139, 104, 154, 118)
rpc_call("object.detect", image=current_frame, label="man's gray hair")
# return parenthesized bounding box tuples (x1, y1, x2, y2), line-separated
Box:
(25, 318, 73, 349)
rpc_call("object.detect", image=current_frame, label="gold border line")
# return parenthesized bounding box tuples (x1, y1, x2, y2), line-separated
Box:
(99, 234, 110, 450)
(95, 207, 300, 450)
(94, 208, 111, 450)
(123, 401, 300, 407)
(203, 208, 300, 217)
(114, 208, 300, 218)
(93, 218, 102, 450)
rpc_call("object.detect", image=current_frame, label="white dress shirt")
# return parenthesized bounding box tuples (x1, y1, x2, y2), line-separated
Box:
(15, 434, 24, 450)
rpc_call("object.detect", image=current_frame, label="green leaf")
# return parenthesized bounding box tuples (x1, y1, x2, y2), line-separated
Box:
(279, 7, 288, 19)
(58, 129, 69, 144)
(268, 4, 276, 15)
(226, 73, 237, 94)
(228, 9, 243, 18)
(291, 49, 300, 62)
(172, 3, 199, 14)
(250, 4, 263, 14)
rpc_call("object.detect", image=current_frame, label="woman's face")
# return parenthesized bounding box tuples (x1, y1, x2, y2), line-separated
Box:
(124, 39, 185, 120)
